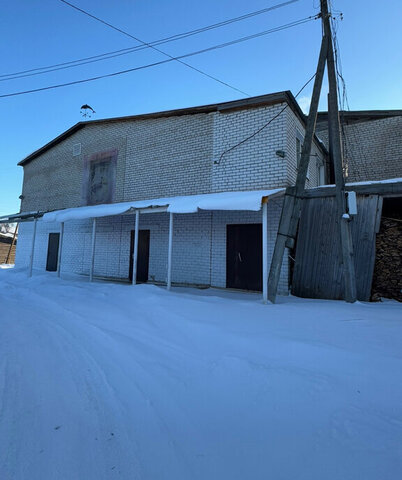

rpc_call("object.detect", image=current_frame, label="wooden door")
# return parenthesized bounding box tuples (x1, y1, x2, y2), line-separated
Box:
(226, 224, 262, 291)
(129, 230, 150, 283)
(46, 233, 60, 272)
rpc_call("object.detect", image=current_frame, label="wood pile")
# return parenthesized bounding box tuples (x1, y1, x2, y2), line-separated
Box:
(371, 217, 402, 302)
(0, 242, 16, 264)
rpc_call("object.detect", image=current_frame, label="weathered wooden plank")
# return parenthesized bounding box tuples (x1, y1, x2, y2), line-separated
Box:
(351, 196, 378, 300)
(292, 195, 380, 301)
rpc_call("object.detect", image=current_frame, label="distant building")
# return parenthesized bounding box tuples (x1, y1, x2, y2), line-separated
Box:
(316, 110, 402, 182)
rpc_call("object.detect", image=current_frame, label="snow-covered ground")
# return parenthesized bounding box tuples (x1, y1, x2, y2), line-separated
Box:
(1, 269, 401, 480)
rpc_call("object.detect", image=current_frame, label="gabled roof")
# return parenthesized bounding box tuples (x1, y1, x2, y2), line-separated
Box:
(19, 91, 307, 166)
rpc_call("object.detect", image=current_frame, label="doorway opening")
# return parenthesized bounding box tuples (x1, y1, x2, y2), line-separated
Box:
(129, 230, 150, 283)
(226, 224, 262, 291)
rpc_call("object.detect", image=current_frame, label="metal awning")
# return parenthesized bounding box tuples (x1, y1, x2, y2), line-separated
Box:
(4, 188, 287, 303)
(0, 211, 44, 224)
(42, 188, 285, 223)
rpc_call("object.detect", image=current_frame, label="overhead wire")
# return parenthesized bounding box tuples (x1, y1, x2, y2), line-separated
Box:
(215, 72, 318, 164)
(0, 0, 299, 81)
(0, 15, 319, 99)
(329, 5, 370, 182)
(59, 0, 255, 97)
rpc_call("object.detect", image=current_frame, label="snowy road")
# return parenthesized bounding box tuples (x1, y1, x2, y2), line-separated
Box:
(1, 269, 402, 479)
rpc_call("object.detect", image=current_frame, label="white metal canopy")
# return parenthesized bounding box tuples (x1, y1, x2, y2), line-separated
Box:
(42, 188, 285, 223)
(16, 188, 287, 302)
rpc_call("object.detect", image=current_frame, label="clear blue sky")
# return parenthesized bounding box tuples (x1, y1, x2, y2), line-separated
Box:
(1, 0, 401, 216)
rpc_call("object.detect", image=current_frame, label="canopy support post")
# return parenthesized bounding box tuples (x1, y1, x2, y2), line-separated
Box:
(132, 210, 140, 285)
(167, 212, 174, 290)
(262, 202, 268, 303)
(28, 218, 38, 278)
(57, 222, 64, 278)
(90, 218, 96, 282)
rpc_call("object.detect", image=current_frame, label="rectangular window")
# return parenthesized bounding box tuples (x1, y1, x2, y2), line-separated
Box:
(89, 158, 112, 205)
(318, 164, 325, 185)
(296, 138, 302, 168)
(82, 149, 117, 206)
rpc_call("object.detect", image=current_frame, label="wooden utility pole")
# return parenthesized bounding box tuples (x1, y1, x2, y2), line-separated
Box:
(268, 0, 356, 303)
(321, 0, 357, 302)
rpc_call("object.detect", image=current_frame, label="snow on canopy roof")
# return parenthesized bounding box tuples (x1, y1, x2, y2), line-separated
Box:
(42, 189, 285, 223)
(310, 177, 402, 189)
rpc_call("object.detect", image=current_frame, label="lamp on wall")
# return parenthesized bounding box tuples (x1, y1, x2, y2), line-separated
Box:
(275, 150, 286, 158)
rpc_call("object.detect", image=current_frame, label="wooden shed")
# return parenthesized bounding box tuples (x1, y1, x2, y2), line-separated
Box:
(291, 179, 402, 302)
(0, 232, 17, 265)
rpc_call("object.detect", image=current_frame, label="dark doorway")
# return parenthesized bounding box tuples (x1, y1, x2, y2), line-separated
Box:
(46, 233, 60, 272)
(226, 224, 262, 291)
(129, 230, 150, 283)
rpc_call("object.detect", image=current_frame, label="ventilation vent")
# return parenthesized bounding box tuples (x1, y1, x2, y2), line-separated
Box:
(72, 143, 82, 156)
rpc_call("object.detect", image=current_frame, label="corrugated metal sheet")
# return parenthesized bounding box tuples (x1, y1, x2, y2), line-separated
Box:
(292, 195, 380, 301)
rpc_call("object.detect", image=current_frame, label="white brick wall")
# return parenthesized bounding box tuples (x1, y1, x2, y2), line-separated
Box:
(316, 115, 402, 182)
(286, 108, 326, 187)
(21, 113, 214, 213)
(212, 104, 288, 192)
(16, 203, 289, 295)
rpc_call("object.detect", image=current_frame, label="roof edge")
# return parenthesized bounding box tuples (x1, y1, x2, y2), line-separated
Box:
(19, 91, 306, 166)
(317, 109, 402, 123)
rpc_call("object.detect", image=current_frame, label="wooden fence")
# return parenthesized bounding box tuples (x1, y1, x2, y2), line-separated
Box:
(292, 194, 382, 301)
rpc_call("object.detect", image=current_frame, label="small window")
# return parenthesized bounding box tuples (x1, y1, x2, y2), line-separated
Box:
(318, 164, 325, 185)
(73, 143, 82, 156)
(296, 138, 302, 168)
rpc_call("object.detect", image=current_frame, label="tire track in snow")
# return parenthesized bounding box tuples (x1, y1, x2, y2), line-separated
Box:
(0, 293, 142, 479)
(1, 279, 201, 479)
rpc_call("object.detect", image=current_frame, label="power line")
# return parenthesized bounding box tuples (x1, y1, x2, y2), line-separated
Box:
(0, 16, 318, 99)
(0, 0, 299, 81)
(329, 9, 371, 182)
(215, 72, 317, 164)
(60, 0, 253, 97)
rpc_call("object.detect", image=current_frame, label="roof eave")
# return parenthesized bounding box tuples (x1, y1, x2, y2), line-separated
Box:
(18, 122, 87, 166)
(17, 90, 320, 166)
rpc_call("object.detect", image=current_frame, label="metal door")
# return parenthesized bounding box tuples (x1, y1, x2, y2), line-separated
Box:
(226, 224, 262, 291)
(129, 230, 150, 283)
(46, 233, 60, 272)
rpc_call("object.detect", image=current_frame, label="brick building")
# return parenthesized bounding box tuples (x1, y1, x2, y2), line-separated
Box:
(10, 91, 327, 297)
(316, 110, 402, 182)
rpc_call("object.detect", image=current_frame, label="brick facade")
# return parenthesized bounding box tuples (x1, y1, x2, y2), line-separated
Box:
(16, 94, 326, 294)
(16, 203, 289, 293)
(316, 113, 402, 183)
